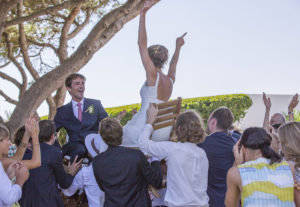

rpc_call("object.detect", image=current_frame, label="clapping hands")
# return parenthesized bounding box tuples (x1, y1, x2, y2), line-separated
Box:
(25, 115, 39, 142)
(13, 162, 29, 187)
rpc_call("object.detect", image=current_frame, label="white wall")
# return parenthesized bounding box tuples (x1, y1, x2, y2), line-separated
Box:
(238, 94, 300, 129)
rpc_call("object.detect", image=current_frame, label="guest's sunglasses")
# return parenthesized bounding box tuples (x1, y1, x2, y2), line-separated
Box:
(272, 124, 281, 130)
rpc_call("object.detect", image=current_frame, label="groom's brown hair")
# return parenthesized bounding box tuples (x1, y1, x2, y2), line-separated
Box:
(65, 73, 86, 88)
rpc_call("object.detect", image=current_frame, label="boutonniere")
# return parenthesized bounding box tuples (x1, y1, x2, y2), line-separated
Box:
(85, 105, 95, 115)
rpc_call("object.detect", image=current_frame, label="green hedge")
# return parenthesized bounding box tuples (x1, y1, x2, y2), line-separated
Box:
(107, 94, 252, 126)
(43, 94, 252, 145)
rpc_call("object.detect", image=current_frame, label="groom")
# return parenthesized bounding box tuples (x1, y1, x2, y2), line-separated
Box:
(54, 73, 108, 161)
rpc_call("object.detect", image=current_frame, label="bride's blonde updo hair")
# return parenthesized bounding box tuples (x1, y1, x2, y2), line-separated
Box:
(148, 45, 168, 68)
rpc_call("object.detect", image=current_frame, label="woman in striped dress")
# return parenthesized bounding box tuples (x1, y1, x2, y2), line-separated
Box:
(225, 127, 296, 207)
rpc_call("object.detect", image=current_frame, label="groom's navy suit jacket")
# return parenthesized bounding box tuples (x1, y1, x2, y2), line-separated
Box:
(54, 98, 108, 143)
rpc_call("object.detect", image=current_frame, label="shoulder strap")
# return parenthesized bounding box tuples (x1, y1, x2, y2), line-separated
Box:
(155, 72, 160, 86)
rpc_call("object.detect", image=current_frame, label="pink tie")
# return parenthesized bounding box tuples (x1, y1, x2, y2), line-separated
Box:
(77, 103, 82, 121)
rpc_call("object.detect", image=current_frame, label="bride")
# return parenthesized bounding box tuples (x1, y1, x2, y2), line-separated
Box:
(122, 0, 186, 147)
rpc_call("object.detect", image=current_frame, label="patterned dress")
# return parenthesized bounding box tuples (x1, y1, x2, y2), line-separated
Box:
(238, 157, 295, 207)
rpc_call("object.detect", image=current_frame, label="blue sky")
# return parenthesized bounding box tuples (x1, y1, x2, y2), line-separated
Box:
(1, 0, 300, 118)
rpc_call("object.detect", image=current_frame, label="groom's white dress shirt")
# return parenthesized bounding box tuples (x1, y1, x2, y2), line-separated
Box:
(62, 165, 104, 207)
(139, 124, 209, 207)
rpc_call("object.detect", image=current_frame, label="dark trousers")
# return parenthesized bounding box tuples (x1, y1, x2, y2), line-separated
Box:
(62, 141, 87, 162)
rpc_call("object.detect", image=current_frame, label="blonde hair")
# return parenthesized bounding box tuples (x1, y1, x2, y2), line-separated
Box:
(175, 110, 206, 144)
(278, 122, 300, 169)
(0, 123, 9, 141)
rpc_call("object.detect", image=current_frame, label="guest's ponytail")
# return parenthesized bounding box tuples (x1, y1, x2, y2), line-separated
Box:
(261, 144, 282, 165)
(240, 127, 282, 165)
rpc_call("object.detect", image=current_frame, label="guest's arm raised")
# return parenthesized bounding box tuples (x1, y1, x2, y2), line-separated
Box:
(21, 117, 41, 169)
(167, 32, 187, 82)
(225, 167, 241, 207)
(262, 92, 271, 131)
(138, 0, 158, 84)
(288, 93, 298, 121)
(2, 116, 41, 171)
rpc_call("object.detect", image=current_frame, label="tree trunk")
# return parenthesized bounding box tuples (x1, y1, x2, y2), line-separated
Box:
(6, 0, 147, 135)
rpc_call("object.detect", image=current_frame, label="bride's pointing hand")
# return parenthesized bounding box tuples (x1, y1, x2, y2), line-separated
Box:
(176, 32, 187, 48)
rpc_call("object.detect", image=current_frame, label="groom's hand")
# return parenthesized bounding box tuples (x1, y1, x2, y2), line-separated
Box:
(146, 103, 158, 125)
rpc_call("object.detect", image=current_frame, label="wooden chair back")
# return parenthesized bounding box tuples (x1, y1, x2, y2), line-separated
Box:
(152, 97, 182, 131)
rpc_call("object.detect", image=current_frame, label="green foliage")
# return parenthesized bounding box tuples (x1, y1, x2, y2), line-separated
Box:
(107, 94, 253, 126)
(40, 115, 66, 146)
(285, 110, 300, 122)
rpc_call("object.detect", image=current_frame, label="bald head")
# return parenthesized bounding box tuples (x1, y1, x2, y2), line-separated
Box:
(270, 113, 286, 126)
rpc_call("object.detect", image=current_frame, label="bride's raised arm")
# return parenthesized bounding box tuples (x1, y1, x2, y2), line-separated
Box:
(167, 32, 187, 83)
(138, 0, 157, 83)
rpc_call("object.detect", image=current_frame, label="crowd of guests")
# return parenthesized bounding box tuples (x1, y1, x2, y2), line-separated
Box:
(0, 92, 300, 207)
(1, 1, 300, 206)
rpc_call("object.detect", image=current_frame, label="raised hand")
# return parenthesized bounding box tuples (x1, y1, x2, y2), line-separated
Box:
(25, 115, 39, 141)
(141, 0, 157, 13)
(263, 92, 271, 109)
(67, 156, 82, 176)
(288, 93, 299, 112)
(146, 103, 158, 125)
(233, 140, 243, 165)
(116, 110, 127, 121)
(176, 32, 187, 48)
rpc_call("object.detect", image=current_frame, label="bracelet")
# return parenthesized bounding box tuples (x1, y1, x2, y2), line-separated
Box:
(19, 142, 27, 148)
(288, 111, 294, 115)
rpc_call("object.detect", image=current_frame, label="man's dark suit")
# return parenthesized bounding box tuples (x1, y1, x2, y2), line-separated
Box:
(92, 146, 162, 207)
(54, 98, 108, 160)
(19, 143, 74, 207)
(198, 131, 240, 207)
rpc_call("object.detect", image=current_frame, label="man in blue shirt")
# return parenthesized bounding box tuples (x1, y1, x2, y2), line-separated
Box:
(198, 107, 240, 207)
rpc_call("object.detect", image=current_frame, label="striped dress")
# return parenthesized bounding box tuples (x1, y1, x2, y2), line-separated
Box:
(238, 157, 295, 207)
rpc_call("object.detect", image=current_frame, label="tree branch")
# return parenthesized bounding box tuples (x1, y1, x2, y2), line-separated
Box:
(5, 0, 88, 27)
(28, 38, 58, 54)
(58, 4, 83, 62)
(5, 33, 27, 96)
(67, 9, 91, 40)
(0, 61, 11, 68)
(18, 2, 40, 80)
(0, 90, 18, 105)
(0, 71, 22, 89)
(0, 0, 20, 42)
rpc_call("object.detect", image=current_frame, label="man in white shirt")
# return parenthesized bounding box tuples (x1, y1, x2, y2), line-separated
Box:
(139, 104, 209, 207)
(62, 133, 107, 207)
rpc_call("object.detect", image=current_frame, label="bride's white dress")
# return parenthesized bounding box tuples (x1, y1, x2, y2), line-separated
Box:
(122, 73, 173, 147)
